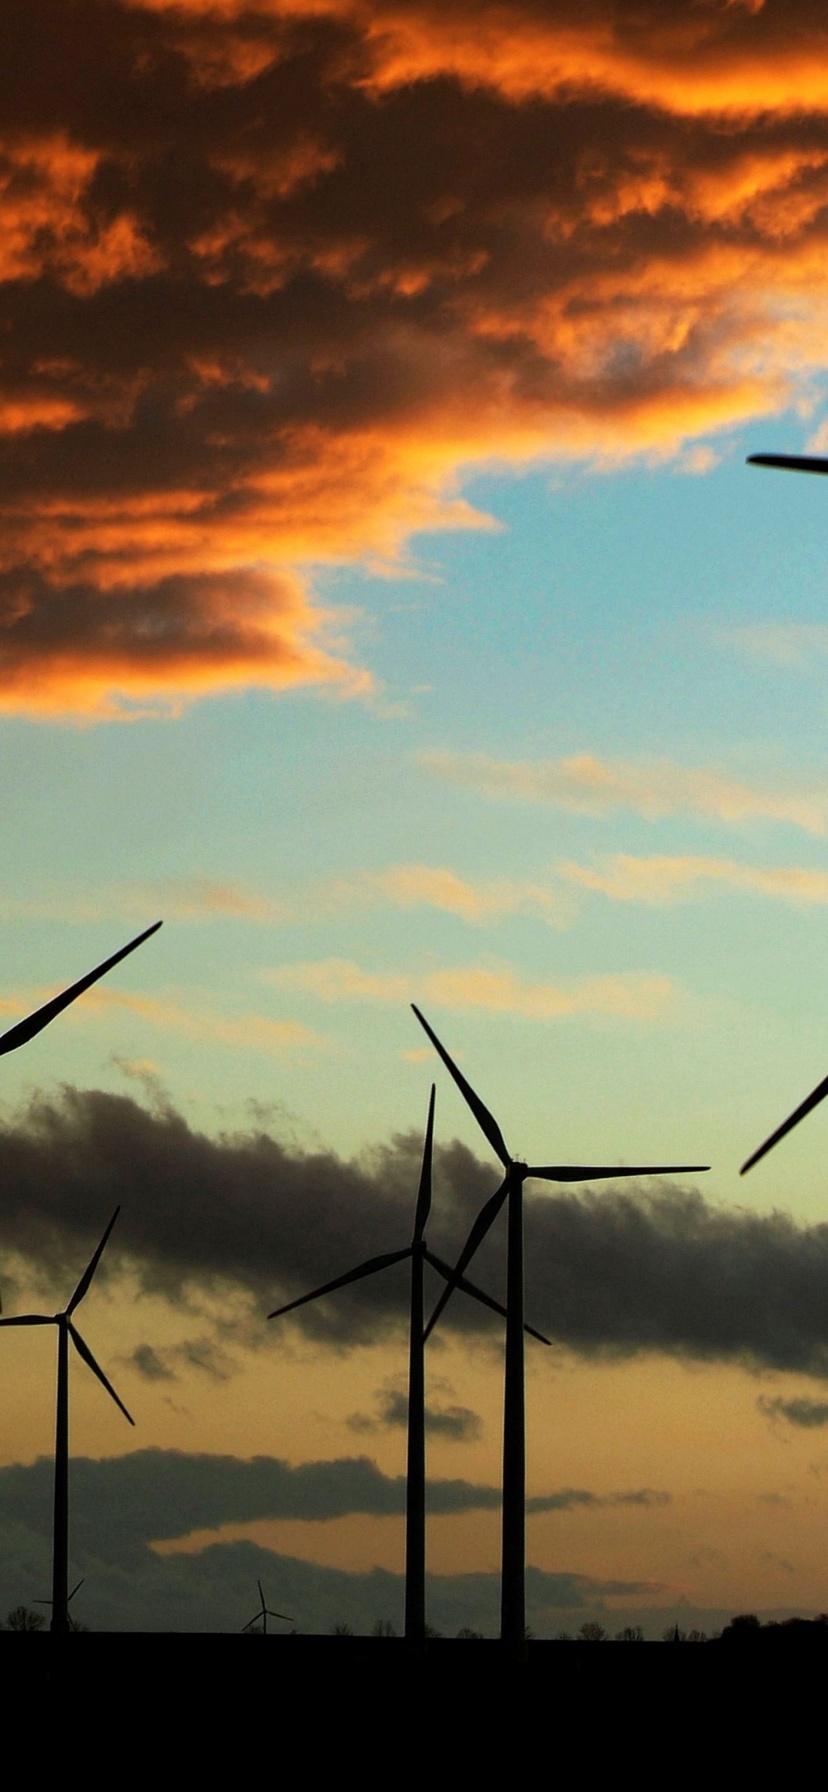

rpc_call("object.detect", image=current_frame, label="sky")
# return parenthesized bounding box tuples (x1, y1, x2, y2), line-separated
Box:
(7, 0, 828, 1635)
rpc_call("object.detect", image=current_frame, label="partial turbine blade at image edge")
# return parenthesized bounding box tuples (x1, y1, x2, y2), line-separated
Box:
(0, 1315, 53, 1327)
(268, 1247, 411, 1320)
(527, 1164, 710, 1182)
(412, 1084, 436, 1242)
(740, 1072, 828, 1175)
(411, 1006, 511, 1168)
(748, 454, 828, 475)
(423, 1176, 509, 1341)
(68, 1321, 134, 1424)
(67, 1207, 121, 1315)
(424, 1249, 551, 1346)
(0, 921, 163, 1058)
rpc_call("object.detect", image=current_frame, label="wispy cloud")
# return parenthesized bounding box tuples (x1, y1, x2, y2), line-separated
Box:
(0, 865, 568, 930)
(265, 958, 675, 1022)
(422, 752, 826, 834)
(0, 984, 322, 1056)
(561, 853, 828, 907)
(759, 1396, 828, 1430)
(326, 865, 567, 926)
(0, 878, 282, 928)
(722, 624, 828, 670)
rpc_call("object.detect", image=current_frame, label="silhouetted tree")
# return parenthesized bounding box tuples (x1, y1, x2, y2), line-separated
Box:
(4, 1607, 45, 1632)
(372, 1618, 397, 1637)
(456, 1627, 485, 1639)
(615, 1626, 645, 1642)
(577, 1621, 608, 1642)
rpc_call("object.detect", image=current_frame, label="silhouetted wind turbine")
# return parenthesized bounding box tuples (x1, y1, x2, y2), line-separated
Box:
(0, 1209, 133, 1633)
(269, 1087, 551, 1643)
(0, 920, 163, 1057)
(242, 1580, 292, 1635)
(35, 1579, 84, 1622)
(412, 1005, 710, 1648)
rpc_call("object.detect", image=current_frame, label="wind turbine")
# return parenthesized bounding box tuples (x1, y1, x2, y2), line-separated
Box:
(0, 920, 163, 1057)
(35, 1579, 84, 1626)
(242, 1580, 293, 1635)
(0, 1208, 134, 1633)
(412, 1005, 710, 1647)
(269, 1087, 551, 1643)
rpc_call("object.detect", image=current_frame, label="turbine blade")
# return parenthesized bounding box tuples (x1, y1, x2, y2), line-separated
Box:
(740, 1073, 828, 1175)
(258, 1580, 265, 1608)
(241, 1618, 258, 1632)
(68, 1321, 134, 1424)
(747, 453, 828, 475)
(423, 1175, 509, 1340)
(0, 921, 163, 1058)
(268, 1248, 411, 1320)
(412, 1085, 436, 1242)
(67, 1207, 121, 1315)
(265, 1609, 293, 1622)
(0, 1315, 53, 1326)
(424, 1248, 551, 1346)
(68, 1580, 84, 1603)
(526, 1164, 709, 1182)
(411, 1007, 510, 1168)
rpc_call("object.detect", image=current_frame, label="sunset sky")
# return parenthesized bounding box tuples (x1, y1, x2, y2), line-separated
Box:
(7, 0, 828, 1635)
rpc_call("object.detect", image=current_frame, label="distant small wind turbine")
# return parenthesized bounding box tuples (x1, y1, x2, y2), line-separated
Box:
(242, 1580, 292, 1635)
(412, 1005, 710, 1648)
(0, 1209, 134, 1633)
(269, 1087, 551, 1643)
(0, 920, 163, 1057)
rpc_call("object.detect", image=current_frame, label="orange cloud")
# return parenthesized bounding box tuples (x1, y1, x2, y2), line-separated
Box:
(561, 854, 828, 908)
(422, 751, 827, 833)
(266, 956, 675, 1020)
(0, 982, 322, 1054)
(6, 2, 828, 715)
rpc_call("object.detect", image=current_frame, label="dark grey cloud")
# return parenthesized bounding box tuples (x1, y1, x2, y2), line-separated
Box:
(758, 1396, 828, 1430)
(0, 1447, 663, 1633)
(346, 1379, 482, 1441)
(6, 1084, 828, 1380)
(526, 1489, 670, 1514)
(128, 1344, 173, 1383)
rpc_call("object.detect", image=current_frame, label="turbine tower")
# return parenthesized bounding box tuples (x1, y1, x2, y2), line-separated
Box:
(269, 1087, 550, 1643)
(0, 1209, 134, 1633)
(0, 920, 163, 1058)
(242, 1580, 292, 1635)
(412, 1005, 710, 1648)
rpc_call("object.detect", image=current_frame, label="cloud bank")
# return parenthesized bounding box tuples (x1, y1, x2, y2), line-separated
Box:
(5, 1, 828, 714)
(4, 1085, 828, 1380)
(0, 1449, 661, 1633)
